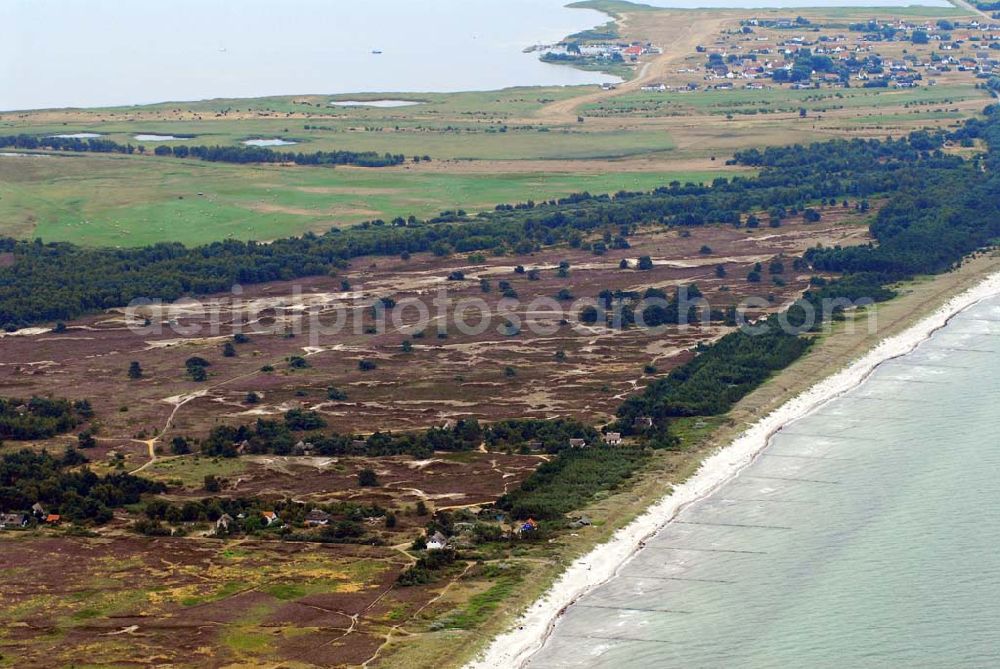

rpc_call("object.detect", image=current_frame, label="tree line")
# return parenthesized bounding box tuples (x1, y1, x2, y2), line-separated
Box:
(195, 413, 596, 459)
(0, 118, 966, 329)
(0, 134, 407, 168)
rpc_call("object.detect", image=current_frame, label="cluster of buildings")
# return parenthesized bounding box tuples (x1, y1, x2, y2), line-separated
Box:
(0, 503, 61, 531)
(635, 19, 1000, 95)
(538, 41, 660, 65)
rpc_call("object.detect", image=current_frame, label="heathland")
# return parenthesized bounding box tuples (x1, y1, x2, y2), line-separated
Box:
(2, 1, 1000, 668)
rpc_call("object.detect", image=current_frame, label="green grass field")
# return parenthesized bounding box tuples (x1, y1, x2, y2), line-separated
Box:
(7, 89, 678, 161)
(22, 122, 676, 161)
(583, 84, 990, 118)
(0, 152, 744, 246)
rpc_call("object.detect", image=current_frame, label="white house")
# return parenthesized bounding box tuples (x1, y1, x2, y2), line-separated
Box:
(426, 531, 448, 551)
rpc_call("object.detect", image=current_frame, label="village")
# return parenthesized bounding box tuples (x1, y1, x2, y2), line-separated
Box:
(547, 16, 1000, 94)
(536, 38, 661, 77)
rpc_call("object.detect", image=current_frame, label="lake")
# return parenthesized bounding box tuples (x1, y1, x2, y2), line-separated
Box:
(528, 293, 1000, 668)
(133, 134, 191, 141)
(329, 99, 424, 108)
(242, 138, 297, 147)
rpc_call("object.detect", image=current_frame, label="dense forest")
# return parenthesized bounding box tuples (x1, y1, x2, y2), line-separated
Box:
(195, 413, 597, 459)
(0, 134, 407, 168)
(0, 396, 92, 440)
(0, 449, 165, 523)
(614, 323, 812, 436)
(496, 447, 648, 519)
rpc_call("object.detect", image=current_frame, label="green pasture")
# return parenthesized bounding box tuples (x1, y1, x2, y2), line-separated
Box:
(584, 83, 990, 117)
(7, 118, 676, 162)
(0, 152, 745, 246)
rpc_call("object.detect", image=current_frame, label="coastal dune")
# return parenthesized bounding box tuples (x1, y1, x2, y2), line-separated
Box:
(466, 269, 1000, 669)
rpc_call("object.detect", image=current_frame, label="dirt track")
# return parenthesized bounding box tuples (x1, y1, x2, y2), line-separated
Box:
(532, 13, 732, 125)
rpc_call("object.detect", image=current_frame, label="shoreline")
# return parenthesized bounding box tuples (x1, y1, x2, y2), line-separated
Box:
(465, 266, 1000, 669)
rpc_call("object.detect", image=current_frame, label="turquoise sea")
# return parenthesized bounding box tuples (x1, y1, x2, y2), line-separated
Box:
(529, 294, 1000, 668)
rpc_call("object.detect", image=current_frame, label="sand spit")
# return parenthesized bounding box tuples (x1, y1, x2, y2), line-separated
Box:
(466, 270, 1000, 669)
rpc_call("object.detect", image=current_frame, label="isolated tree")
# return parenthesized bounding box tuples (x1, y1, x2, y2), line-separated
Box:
(637, 256, 654, 270)
(78, 430, 97, 449)
(222, 342, 236, 357)
(63, 446, 88, 467)
(128, 361, 143, 379)
(170, 436, 191, 455)
(185, 356, 210, 369)
(358, 468, 379, 487)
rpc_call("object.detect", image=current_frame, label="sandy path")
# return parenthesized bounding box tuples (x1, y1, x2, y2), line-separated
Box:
(950, 0, 994, 21)
(532, 14, 730, 125)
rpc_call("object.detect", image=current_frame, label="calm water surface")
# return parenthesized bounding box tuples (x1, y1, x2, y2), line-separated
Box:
(2, 0, 953, 111)
(1, 0, 615, 111)
(530, 294, 1000, 668)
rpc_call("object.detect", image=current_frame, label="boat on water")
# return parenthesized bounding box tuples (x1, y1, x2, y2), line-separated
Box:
(371, 49, 383, 55)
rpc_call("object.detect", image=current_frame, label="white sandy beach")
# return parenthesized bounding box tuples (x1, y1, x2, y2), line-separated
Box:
(466, 269, 1000, 669)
